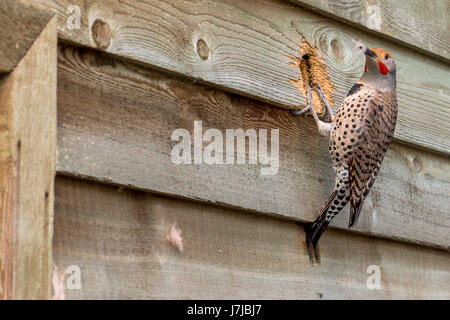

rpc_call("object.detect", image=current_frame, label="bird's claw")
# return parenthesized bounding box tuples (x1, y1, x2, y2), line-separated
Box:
(290, 106, 311, 116)
(290, 85, 316, 119)
(290, 83, 334, 123)
(312, 82, 334, 122)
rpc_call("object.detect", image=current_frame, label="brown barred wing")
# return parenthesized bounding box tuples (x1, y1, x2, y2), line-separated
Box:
(348, 91, 398, 228)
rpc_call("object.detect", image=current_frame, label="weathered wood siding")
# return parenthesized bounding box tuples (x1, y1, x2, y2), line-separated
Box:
(288, 0, 450, 61)
(2, 0, 444, 299)
(56, 46, 450, 250)
(33, 0, 450, 154)
(54, 176, 450, 300)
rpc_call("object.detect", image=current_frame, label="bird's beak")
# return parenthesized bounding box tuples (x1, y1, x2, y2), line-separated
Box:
(364, 47, 378, 61)
(355, 40, 379, 61)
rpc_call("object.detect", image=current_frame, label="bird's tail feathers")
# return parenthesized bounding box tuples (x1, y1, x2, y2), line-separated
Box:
(306, 190, 338, 262)
(349, 198, 363, 228)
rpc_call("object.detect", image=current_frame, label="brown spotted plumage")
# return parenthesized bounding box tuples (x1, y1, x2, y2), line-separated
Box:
(334, 85, 397, 227)
(292, 41, 398, 262)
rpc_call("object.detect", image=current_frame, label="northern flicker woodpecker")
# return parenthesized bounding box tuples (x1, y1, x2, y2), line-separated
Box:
(292, 41, 398, 262)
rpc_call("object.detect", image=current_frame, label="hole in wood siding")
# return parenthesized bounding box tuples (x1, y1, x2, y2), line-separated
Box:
(287, 36, 335, 115)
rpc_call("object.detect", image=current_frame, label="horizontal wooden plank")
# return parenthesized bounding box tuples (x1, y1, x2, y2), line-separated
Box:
(33, 0, 450, 153)
(287, 0, 450, 62)
(0, 0, 54, 73)
(53, 176, 450, 299)
(56, 46, 450, 250)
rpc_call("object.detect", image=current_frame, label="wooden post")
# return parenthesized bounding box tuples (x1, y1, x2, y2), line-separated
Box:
(0, 0, 56, 300)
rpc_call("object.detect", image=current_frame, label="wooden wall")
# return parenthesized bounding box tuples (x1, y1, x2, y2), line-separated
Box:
(56, 45, 450, 249)
(34, 0, 450, 153)
(1, 0, 448, 299)
(54, 176, 449, 299)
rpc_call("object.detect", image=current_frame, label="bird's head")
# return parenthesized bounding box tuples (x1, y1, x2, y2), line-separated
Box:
(355, 41, 396, 92)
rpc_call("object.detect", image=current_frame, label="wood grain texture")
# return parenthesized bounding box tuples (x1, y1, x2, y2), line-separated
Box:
(0, 75, 16, 300)
(56, 46, 450, 250)
(287, 0, 450, 62)
(53, 176, 450, 299)
(0, 0, 54, 73)
(0, 17, 57, 300)
(33, 0, 450, 154)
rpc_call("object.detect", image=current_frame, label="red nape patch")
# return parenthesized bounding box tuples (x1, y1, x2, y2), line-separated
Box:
(364, 64, 367, 73)
(378, 61, 388, 74)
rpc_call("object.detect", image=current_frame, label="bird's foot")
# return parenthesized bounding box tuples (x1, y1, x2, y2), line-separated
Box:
(290, 107, 311, 116)
(312, 82, 334, 122)
(290, 85, 315, 118)
(290, 84, 334, 123)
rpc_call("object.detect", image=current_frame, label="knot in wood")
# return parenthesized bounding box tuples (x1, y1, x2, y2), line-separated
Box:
(330, 39, 344, 62)
(91, 19, 111, 50)
(197, 39, 209, 60)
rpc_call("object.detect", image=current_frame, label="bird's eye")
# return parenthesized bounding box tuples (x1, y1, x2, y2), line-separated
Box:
(384, 53, 389, 59)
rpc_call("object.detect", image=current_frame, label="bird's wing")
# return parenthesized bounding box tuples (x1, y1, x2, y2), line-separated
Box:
(349, 136, 375, 228)
(349, 91, 397, 228)
(362, 93, 397, 198)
